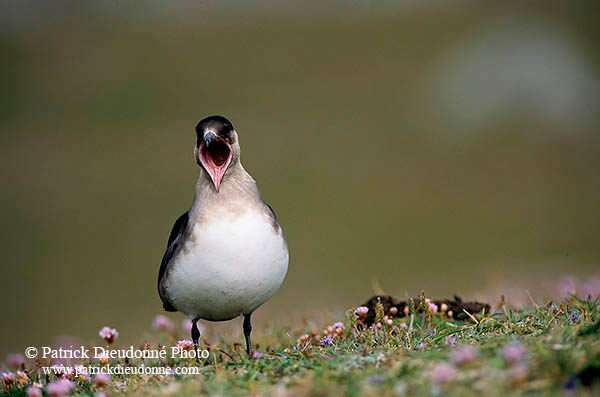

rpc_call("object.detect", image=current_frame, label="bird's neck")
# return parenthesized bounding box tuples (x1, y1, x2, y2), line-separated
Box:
(189, 162, 262, 222)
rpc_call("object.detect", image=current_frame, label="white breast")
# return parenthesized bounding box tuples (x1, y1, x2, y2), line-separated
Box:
(164, 208, 289, 321)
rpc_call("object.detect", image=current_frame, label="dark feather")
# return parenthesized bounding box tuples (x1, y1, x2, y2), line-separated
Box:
(157, 211, 189, 312)
(264, 202, 281, 233)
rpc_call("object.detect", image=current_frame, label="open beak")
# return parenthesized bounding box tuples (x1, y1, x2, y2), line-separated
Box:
(198, 132, 232, 192)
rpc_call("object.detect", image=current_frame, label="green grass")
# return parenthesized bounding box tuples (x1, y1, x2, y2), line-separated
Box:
(2, 295, 599, 396)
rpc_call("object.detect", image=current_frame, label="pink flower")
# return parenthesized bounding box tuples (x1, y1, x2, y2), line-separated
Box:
(182, 319, 193, 332)
(451, 346, 479, 366)
(332, 322, 345, 335)
(98, 326, 119, 344)
(46, 379, 74, 397)
(97, 353, 110, 365)
(5, 353, 25, 370)
(181, 319, 206, 334)
(176, 339, 194, 351)
(431, 363, 457, 384)
(2, 372, 15, 384)
(429, 303, 439, 313)
(502, 342, 526, 364)
(51, 364, 73, 378)
(74, 365, 89, 381)
(94, 373, 111, 387)
(152, 315, 174, 331)
(16, 370, 29, 385)
(355, 306, 369, 319)
(27, 387, 42, 397)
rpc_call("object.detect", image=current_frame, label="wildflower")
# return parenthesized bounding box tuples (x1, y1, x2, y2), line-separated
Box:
(569, 310, 581, 324)
(296, 334, 311, 348)
(446, 337, 457, 345)
(94, 373, 111, 387)
(27, 387, 42, 397)
(298, 334, 310, 343)
(431, 363, 457, 384)
(332, 321, 345, 336)
(176, 339, 194, 351)
(74, 365, 89, 381)
(447, 310, 453, 318)
(451, 345, 479, 366)
(355, 306, 369, 319)
(46, 379, 74, 397)
(417, 343, 426, 350)
(403, 306, 409, 315)
(5, 353, 25, 370)
(389, 307, 398, 316)
(98, 326, 119, 344)
(386, 319, 393, 327)
(16, 370, 29, 385)
(181, 319, 206, 334)
(2, 372, 15, 385)
(440, 303, 448, 313)
(252, 351, 264, 359)
(97, 353, 110, 365)
(429, 303, 439, 313)
(502, 342, 526, 364)
(152, 315, 174, 331)
(320, 336, 334, 346)
(182, 319, 193, 332)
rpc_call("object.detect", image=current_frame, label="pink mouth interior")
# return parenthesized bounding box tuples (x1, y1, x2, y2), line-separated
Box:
(201, 139, 230, 167)
(199, 139, 232, 190)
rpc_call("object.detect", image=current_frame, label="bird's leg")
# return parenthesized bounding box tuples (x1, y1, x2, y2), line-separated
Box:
(191, 318, 201, 364)
(243, 313, 253, 358)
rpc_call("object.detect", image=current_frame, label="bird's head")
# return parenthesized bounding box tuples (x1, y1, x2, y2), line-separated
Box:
(194, 115, 240, 192)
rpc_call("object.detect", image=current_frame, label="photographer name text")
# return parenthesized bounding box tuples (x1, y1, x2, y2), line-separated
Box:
(37, 346, 208, 360)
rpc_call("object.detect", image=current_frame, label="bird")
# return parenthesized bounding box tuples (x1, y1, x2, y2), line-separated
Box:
(157, 115, 289, 358)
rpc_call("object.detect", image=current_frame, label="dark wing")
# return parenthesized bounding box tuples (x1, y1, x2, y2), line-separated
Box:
(157, 211, 189, 312)
(264, 202, 281, 232)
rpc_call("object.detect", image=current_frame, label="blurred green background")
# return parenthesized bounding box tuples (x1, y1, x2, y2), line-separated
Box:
(1, 1, 599, 357)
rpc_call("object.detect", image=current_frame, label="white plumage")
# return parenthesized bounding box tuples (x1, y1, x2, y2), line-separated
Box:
(164, 208, 289, 321)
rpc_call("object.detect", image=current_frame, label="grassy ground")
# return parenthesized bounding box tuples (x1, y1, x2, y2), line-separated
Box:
(2, 294, 599, 396)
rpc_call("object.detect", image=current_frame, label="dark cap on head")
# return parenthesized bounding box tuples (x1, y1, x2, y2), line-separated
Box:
(195, 116, 235, 146)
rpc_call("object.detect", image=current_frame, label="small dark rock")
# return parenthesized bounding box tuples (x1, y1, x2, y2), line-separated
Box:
(360, 294, 491, 326)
